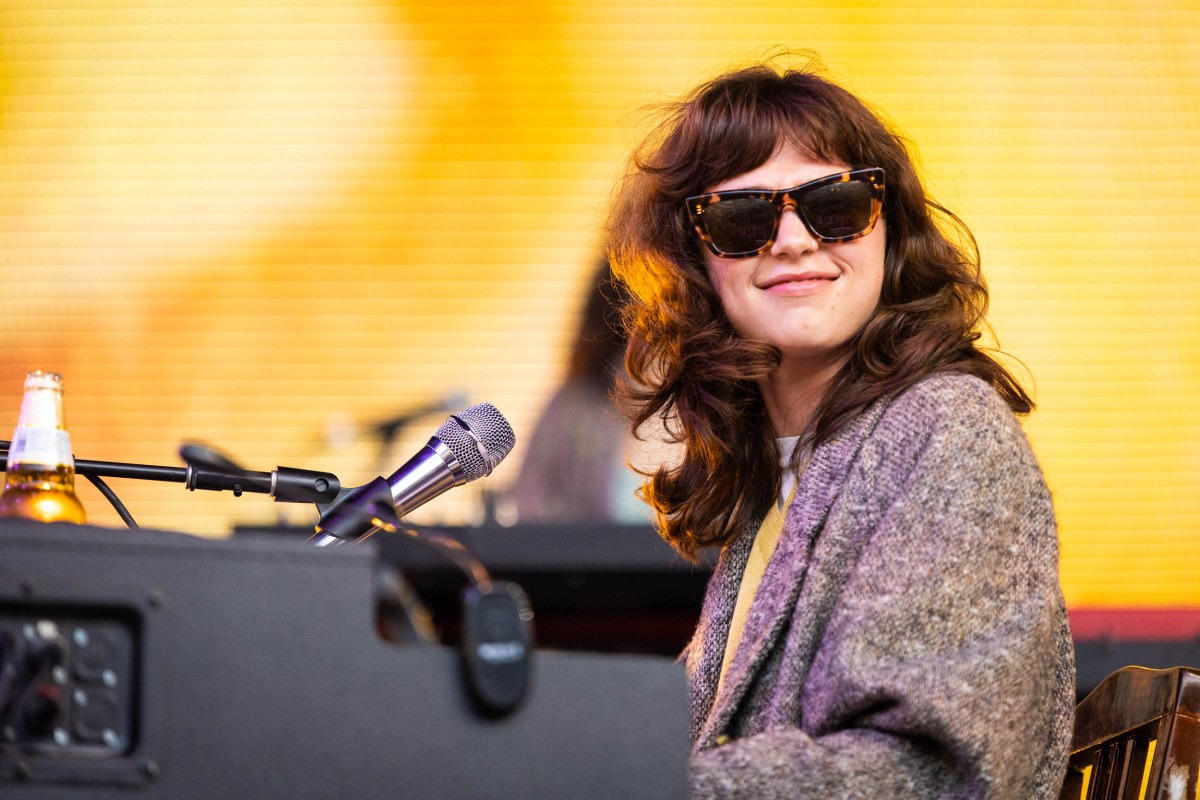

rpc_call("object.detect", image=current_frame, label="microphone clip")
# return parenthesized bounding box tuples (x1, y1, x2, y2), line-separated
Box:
(312, 477, 399, 543)
(180, 443, 341, 504)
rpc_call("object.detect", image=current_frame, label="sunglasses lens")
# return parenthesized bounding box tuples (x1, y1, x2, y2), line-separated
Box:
(798, 179, 874, 240)
(701, 198, 778, 255)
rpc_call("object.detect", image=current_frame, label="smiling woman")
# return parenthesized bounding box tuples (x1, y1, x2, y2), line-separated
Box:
(607, 59, 1075, 798)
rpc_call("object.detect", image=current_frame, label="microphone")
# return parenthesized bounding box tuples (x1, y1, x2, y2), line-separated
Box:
(312, 402, 515, 545)
(311, 402, 531, 716)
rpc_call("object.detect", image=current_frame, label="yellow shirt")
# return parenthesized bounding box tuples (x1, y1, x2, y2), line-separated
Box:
(716, 434, 803, 695)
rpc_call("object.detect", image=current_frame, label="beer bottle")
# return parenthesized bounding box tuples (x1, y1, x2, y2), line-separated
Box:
(0, 370, 86, 523)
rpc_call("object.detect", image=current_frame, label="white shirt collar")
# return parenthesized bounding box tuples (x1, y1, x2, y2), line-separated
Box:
(777, 435, 802, 509)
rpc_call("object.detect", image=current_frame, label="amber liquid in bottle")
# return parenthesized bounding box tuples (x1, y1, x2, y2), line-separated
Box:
(0, 371, 86, 524)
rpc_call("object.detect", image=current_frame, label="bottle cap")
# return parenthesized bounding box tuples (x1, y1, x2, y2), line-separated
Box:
(24, 371, 64, 391)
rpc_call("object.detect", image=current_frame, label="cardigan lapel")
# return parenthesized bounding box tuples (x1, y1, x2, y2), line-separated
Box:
(695, 397, 891, 749)
(686, 512, 757, 742)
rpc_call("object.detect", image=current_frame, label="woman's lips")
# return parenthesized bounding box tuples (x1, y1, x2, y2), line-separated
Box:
(760, 272, 838, 296)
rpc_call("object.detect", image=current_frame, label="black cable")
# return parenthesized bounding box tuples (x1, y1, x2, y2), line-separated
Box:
(0, 630, 17, 722)
(85, 474, 138, 529)
(0, 634, 60, 727)
(358, 524, 493, 590)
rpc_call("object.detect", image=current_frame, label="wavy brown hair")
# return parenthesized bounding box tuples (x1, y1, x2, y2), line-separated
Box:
(606, 59, 1033, 559)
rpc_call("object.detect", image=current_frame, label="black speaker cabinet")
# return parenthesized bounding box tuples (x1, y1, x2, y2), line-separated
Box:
(0, 520, 688, 799)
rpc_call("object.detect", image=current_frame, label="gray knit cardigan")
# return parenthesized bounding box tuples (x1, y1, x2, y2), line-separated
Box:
(687, 373, 1075, 799)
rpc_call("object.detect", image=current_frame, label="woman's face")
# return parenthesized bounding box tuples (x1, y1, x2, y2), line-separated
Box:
(702, 142, 886, 369)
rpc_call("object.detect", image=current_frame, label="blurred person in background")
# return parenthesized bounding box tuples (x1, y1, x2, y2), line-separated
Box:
(512, 259, 647, 524)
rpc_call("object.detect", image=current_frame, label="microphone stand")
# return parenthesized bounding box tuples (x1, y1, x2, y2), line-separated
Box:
(0, 442, 343, 529)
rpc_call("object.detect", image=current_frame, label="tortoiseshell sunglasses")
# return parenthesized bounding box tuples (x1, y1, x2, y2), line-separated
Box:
(685, 167, 885, 258)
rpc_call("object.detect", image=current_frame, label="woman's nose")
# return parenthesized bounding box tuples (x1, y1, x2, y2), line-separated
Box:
(769, 206, 819, 258)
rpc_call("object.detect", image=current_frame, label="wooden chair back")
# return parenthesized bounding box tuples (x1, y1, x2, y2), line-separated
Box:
(1060, 665, 1200, 800)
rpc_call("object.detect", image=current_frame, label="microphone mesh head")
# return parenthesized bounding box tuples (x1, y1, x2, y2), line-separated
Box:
(435, 402, 516, 481)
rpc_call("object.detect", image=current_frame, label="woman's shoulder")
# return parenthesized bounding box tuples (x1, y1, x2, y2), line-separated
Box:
(854, 372, 1051, 509)
(868, 370, 1038, 466)
(887, 370, 1019, 428)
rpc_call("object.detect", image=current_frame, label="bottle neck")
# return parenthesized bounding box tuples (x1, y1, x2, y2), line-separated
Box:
(18, 384, 66, 429)
(1, 372, 85, 523)
(7, 385, 74, 473)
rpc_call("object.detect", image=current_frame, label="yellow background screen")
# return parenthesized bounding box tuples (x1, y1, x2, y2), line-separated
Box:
(1, 0, 1197, 610)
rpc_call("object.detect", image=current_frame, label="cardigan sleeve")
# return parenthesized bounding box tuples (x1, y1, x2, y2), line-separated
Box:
(690, 375, 1075, 799)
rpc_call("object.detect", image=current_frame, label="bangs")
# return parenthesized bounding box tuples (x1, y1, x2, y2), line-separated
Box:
(775, 83, 878, 170)
(655, 72, 878, 199)
(690, 111, 781, 192)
